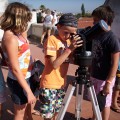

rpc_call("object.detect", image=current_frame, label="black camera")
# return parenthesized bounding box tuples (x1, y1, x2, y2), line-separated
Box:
(73, 20, 109, 66)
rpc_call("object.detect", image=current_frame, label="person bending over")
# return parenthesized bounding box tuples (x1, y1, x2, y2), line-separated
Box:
(39, 13, 83, 120)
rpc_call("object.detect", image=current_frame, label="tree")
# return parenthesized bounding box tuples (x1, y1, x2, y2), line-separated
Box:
(39, 5, 46, 10)
(81, 3, 85, 17)
(75, 13, 82, 19)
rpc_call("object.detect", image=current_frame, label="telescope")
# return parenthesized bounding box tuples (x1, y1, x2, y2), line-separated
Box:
(73, 20, 109, 66)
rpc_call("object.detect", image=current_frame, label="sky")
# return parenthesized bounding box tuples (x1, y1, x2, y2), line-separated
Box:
(8, 0, 105, 13)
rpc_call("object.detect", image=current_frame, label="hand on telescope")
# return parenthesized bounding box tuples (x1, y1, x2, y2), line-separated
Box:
(69, 34, 83, 51)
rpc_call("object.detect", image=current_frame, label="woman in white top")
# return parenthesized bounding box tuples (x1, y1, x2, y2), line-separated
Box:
(40, 9, 53, 45)
(51, 10, 58, 35)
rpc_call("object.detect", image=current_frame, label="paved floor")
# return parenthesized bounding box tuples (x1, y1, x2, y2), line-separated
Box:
(1, 42, 120, 120)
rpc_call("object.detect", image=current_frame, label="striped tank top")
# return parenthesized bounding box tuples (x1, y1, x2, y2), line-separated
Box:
(4, 35, 34, 80)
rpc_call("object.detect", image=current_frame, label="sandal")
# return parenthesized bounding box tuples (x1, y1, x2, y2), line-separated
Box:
(32, 110, 41, 116)
(110, 107, 120, 113)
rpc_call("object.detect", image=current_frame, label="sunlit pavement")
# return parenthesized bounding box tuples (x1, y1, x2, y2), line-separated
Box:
(1, 42, 120, 120)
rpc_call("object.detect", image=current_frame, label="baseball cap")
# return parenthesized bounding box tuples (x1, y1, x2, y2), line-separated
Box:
(55, 13, 78, 28)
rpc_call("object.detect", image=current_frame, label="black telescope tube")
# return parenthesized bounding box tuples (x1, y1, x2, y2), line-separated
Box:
(84, 20, 109, 40)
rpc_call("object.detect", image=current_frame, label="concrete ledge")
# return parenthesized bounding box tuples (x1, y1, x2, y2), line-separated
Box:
(29, 23, 43, 38)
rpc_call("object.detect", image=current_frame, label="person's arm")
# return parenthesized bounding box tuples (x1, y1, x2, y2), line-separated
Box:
(49, 35, 83, 69)
(3, 34, 36, 104)
(48, 48, 72, 69)
(52, 17, 55, 25)
(103, 52, 119, 95)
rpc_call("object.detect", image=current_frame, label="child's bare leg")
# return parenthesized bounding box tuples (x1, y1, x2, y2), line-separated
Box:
(41, 32, 46, 45)
(52, 112, 58, 120)
(44, 113, 58, 120)
(102, 107, 110, 120)
(14, 103, 27, 120)
(26, 103, 33, 120)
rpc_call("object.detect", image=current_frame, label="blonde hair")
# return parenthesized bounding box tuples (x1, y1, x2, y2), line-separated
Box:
(46, 9, 51, 15)
(0, 2, 32, 34)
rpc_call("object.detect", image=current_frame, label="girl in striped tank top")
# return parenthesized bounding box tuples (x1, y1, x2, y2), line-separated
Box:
(0, 2, 37, 120)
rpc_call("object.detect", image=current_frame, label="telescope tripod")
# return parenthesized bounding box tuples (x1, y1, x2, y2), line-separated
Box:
(57, 66, 102, 120)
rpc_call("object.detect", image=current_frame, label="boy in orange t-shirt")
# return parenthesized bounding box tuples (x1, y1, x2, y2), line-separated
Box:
(39, 13, 83, 119)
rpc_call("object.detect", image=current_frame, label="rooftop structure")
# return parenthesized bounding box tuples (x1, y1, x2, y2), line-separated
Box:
(0, 0, 8, 16)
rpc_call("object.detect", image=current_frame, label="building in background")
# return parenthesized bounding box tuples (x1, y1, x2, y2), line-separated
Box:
(0, 0, 8, 16)
(0, 0, 8, 41)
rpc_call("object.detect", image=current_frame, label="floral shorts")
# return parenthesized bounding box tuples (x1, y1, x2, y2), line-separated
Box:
(39, 88, 65, 119)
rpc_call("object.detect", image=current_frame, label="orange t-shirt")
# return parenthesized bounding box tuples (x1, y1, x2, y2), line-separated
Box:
(40, 35, 71, 89)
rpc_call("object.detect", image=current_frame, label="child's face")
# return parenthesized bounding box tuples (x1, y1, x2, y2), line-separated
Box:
(57, 25, 77, 41)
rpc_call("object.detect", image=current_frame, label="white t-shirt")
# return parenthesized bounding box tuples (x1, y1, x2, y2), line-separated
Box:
(41, 12, 46, 18)
(44, 14, 53, 25)
(53, 13, 58, 26)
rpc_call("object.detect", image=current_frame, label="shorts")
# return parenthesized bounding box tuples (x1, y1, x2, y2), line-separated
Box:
(90, 77, 115, 107)
(43, 24, 52, 31)
(39, 88, 65, 119)
(7, 75, 38, 105)
(0, 67, 6, 103)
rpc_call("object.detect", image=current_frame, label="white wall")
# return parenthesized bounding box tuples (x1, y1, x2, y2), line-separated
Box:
(27, 11, 38, 36)
(30, 23, 43, 37)
(30, 11, 37, 23)
(0, 0, 8, 13)
(0, 0, 8, 41)
(0, 29, 4, 41)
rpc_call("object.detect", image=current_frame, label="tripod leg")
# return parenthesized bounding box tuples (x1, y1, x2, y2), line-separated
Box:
(88, 85, 102, 120)
(75, 84, 84, 120)
(57, 83, 76, 120)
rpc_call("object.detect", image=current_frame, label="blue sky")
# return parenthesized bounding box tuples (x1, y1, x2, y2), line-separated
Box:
(9, 0, 105, 13)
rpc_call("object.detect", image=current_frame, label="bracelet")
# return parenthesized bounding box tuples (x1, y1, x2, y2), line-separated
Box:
(106, 80, 112, 84)
(65, 48, 72, 53)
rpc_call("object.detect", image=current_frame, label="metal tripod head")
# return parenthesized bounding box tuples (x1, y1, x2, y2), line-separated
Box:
(75, 66, 92, 87)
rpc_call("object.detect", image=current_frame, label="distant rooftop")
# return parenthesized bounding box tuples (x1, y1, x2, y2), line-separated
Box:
(78, 17, 93, 28)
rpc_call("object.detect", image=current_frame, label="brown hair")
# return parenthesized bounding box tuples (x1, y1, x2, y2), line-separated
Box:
(46, 9, 51, 15)
(92, 5, 115, 26)
(0, 2, 32, 34)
